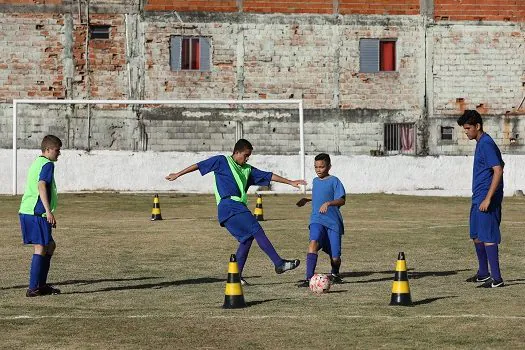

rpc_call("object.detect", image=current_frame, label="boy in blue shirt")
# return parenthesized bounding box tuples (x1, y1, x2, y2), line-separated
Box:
(296, 153, 346, 287)
(457, 110, 505, 288)
(19, 135, 62, 297)
(166, 139, 305, 284)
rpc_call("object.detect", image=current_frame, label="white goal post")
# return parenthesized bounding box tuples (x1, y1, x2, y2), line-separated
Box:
(12, 99, 305, 195)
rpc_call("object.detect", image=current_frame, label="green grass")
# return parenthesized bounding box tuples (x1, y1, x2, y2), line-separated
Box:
(1, 193, 525, 349)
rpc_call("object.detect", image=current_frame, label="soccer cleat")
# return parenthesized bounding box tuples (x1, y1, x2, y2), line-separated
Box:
(465, 274, 491, 283)
(25, 288, 43, 297)
(240, 278, 250, 286)
(296, 279, 310, 288)
(275, 259, 300, 274)
(40, 284, 61, 295)
(477, 279, 505, 288)
(330, 273, 344, 284)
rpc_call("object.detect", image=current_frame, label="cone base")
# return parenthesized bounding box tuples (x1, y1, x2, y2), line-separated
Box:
(389, 293, 412, 306)
(254, 215, 264, 221)
(151, 215, 163, 221)
(223, 295, 246, 309)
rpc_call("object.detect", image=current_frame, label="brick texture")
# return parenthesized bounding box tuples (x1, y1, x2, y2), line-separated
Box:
(0, 13, 65, 101)
(144, 0, 238, 12)
(435, 0, 525, 22)
(339, 0, 419, 15)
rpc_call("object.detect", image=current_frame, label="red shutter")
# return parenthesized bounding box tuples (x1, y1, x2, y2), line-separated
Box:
(380, 41, 395, 71)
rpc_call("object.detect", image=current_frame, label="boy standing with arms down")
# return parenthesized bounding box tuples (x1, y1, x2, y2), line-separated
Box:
(296, 153, 346, 287)
(19, 135, 62, 297)
(458, 110, 505, 288)
(166, 139, 305, 284)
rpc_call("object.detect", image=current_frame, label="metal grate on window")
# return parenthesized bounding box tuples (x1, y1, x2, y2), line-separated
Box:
(384, 123, 416, 155)
(441, 126, 454, 140)
(89, 25, 110, 40)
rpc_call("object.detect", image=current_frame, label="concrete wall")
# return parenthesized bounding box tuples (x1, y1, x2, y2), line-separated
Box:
(2, 149, 524, 196)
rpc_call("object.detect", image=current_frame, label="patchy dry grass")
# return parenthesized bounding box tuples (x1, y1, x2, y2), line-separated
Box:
(1, 193, 525, 349)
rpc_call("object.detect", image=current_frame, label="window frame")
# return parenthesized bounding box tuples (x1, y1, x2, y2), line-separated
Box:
(89, 25, 111, 40)
(170, 36, 211, 72)
(359, 38, 397, 73)
(440, 126, 454, 141)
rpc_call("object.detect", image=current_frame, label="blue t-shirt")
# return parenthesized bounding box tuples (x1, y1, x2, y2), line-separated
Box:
(34, 161, 55, 216)
(473, 133, 504, 204)
(197, 155, 272, 224)
(310, 175, 346, 235)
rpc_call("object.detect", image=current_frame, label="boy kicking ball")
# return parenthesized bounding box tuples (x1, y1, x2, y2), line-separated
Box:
(296, 153, 346, 287)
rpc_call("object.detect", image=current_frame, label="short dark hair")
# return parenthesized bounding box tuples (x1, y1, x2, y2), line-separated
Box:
(457, 110, 483, 128)
(233, 139, 253, 153)
(314, 153, 331, 166)
(41, 135, 62, 152)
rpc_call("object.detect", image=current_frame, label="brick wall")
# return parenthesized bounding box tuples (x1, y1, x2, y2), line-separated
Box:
(0, 13, 65, 101)
(144, 0, 419, 15)
(435, 0, 525, 22)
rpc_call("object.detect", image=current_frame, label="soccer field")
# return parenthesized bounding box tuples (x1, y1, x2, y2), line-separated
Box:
(1, 193, 524, 349)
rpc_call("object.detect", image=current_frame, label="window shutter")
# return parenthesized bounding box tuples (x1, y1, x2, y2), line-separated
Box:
(170, 36, 182, 71)
(359, 39, 379, 73)
(199, 37, 211, 72)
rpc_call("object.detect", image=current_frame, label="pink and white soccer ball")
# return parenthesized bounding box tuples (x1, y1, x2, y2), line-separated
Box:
(309, 273, 331, 294)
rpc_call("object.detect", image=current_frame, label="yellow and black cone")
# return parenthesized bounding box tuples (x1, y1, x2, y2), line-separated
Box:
(389, 252, 413, 306)
(151, 193, 163, 221)
(223, 254, 246, 309)
(253, 194, 264, 221)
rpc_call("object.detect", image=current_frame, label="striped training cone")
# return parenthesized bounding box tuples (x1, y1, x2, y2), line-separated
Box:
(253, 194, 264, 221)
(223, 254, 246, 309)
(389, 252, 413, 306)
(150, 193, 163, 221)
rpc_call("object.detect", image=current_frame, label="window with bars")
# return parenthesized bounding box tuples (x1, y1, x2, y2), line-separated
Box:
(359, 38, 396, 73)
(441, 126, 454, 140)
(170, 36, 211, 72)
(384, 123, 416, 155)
(89, 25, 110, 40)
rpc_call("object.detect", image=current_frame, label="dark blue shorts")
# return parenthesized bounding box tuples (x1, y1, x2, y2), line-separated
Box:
(223, 211, 263, 243)
(309, 223, 342, 258)
(469, 203, 501, 244)
(19, 214, 54, 245)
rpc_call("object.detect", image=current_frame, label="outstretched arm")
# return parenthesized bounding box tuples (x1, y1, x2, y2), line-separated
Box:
(296, 197, 311, 207)
(271, 173, 307, 189)
(165, 164, 199, 181)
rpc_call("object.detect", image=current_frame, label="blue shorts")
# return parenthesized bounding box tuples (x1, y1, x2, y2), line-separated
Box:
(19, 214, 54, 245)
(223, 211, 263, 243)
(309, 223, 341, 258)
(469, 203, 501, 244)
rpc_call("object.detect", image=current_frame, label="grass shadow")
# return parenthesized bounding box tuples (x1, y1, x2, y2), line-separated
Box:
(64, 277, 224, 294)
(412, 295, 458, 306)
(0, 277, 160, 291)
(245, 297, 293, 307)
(409, 269, 470, 280)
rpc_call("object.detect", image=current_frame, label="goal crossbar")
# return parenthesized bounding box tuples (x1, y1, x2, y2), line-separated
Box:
(12, 99, 305, 195)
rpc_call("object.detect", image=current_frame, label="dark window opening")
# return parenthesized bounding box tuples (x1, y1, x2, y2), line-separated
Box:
(441, 126, 454, 140)
(90, 25, 111, 40)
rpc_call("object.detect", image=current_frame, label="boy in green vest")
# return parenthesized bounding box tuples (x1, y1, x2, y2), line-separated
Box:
(19, 135, 62, 297)
(166, 139, 306, 284)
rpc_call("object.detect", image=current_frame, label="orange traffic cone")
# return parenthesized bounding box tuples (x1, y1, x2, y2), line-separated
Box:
(389, 252, 412, 306)
(223, 254, 246, 309)
(151, 193, 163, 221)
(253, 194, 264, 221)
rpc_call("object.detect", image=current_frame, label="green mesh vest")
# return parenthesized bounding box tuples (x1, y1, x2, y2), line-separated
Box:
(213, 155, 251, 205)
(19, 156, 58, 216)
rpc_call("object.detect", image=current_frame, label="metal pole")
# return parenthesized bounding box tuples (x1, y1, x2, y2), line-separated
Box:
(299, 100, 305, 194)
(12, 101, 17, 195)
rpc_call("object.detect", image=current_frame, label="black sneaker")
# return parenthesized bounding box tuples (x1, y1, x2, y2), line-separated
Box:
(297, 279, 309, 288)
(25, 288, 43, 297)
(275, 259, 300, 274)
(465, 274, 491, 282)
(40, 284, 61, 295)
(240, 278, 250, 286)
(477, 279, 505, 288)
(330, 274, 344, 284)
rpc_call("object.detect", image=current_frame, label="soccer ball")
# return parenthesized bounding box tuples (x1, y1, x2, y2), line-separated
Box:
(309, 274, 331, 294)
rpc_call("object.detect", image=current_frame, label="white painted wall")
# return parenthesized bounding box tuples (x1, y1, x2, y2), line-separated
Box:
(1, 150, 524, 196)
